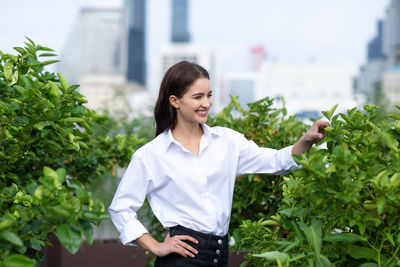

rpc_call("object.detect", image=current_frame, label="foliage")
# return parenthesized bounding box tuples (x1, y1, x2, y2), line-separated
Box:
(0, 39, 142, 266)
(236, 104, 400, 266)
(208, 96, 309, 238)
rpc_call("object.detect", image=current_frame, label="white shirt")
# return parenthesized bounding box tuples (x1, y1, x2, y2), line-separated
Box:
(109, 124, 300, 245)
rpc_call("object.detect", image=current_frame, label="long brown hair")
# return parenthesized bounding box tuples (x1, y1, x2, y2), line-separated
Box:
(154, 61, 209, 136)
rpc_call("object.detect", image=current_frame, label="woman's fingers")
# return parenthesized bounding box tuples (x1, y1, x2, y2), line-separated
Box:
(176, 239, 198, 256)
(172, 235, 198, 257)
(176, 234, 199, 245)
(162, 234, 199, 258)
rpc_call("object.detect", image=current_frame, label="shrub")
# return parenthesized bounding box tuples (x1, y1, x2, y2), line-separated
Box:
(0, 39, 142, 266)
(238, 104, 400, 266)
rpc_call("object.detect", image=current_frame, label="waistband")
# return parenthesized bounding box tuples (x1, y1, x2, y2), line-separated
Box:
(170, 225, 229, 249)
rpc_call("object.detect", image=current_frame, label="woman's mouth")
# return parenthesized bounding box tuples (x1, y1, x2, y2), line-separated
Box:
(197, 110, 208, 116)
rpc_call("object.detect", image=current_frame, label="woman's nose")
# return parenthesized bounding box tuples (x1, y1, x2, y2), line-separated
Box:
(202, 98, 212, 107)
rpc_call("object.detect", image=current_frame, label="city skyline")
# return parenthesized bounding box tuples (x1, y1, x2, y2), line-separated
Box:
(1, 0, 389, 65)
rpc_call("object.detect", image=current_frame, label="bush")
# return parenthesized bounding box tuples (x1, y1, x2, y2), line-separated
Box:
(237, 104, 400, 266)
(208, 96, 309, 240)
(0, 39, 142, 266)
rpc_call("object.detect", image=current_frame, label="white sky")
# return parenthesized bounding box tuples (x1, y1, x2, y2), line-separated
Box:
(1, 0, 390, 65)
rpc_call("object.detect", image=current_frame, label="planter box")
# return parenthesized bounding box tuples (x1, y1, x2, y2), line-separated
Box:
(41, 237, 249, 267)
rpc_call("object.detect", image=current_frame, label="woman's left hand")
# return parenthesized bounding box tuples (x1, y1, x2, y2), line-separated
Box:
(292, 120, 330, 156)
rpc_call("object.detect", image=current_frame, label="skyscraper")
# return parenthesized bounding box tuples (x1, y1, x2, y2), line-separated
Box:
(125, 0, 146, 85)
(58, 8, 123, 85)
(172, 0, 190, 43)
(367, 20, 383, 62)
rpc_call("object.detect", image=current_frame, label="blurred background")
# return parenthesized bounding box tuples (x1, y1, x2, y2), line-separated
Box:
(2, 0, 398, 120)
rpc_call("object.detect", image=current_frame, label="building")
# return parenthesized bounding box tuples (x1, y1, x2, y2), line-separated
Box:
(354, 0, 400, 106)
(221, 72, 260, 109)
(58, 8, 124, 85)
(125, 0, 146, 86)
(261, 62, 358, 118)
(368, 20, 383, 61)
(79, 74, 147, 116)
(382, 66, 400, 105)
(171, 0, 190, 43)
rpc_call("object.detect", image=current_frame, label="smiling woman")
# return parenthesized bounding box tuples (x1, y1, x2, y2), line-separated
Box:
(108, 60, 329, 267)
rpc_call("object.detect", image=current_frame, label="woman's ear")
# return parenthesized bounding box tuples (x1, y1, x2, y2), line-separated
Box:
(169, 95, 179, 109)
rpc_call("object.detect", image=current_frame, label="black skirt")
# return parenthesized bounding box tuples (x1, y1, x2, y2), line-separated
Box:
(154, 225, 229, 267)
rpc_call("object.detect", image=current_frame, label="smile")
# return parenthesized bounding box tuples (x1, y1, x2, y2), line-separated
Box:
(197, 110, 208, 115)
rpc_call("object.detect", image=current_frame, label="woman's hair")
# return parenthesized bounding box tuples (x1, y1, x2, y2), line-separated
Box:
(154, 61, 209, 136)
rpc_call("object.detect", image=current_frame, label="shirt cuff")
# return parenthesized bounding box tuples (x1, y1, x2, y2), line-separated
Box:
(120, 219, 148, 246)
(282, 145, 302, 171)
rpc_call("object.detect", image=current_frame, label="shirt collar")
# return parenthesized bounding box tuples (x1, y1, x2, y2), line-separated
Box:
(163, 124, 221, 152)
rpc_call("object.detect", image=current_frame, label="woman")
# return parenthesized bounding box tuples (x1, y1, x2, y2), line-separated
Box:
(109, 61, 329, 266)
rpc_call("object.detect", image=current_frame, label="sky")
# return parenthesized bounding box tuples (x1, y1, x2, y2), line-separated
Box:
(1, 0, 390, 66)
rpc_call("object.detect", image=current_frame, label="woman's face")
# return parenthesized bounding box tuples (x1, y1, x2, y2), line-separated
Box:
(172, 78, 213, 126)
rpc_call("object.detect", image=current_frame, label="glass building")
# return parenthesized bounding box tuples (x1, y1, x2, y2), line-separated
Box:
(172, 0, 190, 43)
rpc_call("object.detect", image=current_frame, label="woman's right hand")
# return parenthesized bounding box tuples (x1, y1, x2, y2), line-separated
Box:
(154, 232, 199, 258)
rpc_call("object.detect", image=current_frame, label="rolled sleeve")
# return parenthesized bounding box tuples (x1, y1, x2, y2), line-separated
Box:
(236, 132, 301, 176)
(109, 155, 152, 246)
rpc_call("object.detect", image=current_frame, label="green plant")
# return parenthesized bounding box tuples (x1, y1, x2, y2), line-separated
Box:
(238, 104, 400, 266)
(208, 96, 309, 242)
(0, 38, 142, 266)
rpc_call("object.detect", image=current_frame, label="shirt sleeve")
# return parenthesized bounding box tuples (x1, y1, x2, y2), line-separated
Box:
(235, 132, 301, 176)
(109, 155, 152, 246)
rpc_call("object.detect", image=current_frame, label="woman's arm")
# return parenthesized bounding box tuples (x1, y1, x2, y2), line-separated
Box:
(137, 232, 199, 258)
(292, 120, 330, 156)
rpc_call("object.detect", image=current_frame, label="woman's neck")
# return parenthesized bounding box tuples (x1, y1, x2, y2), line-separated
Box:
(171, 123, 204, 155)
(172, 122, 203, 140)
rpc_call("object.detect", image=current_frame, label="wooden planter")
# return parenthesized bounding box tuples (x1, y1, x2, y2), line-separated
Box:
(41, 237, 249, 267)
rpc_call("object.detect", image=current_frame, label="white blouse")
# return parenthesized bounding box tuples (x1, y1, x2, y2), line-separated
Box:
(109, 124, 300, 245)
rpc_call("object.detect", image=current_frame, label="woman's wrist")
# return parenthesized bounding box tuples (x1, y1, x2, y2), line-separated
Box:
(137, 233, 162, 256)
(292, 136, 314, 156)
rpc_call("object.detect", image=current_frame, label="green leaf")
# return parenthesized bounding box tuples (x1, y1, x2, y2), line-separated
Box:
(3, 254, 35, 267)
(347, 245, 378, 261)
(377, 197, 386, 214)
(56, 168, 66, 185)
(36, 45, 54, 51)
(368, 121, 399, 151)
(4, 60, 14, 80)
(43, 166, 61, 188)
(79, 219, 94, 245)
(253, 251, 289, 263)
(13, 47, 27, 55)
(33, 121, 51, 131)
(57, 73, 69, 90)
(298, 219, 322, 258)
(25, 36, 36, 47)
(324, 233, 367, 243)
(321, 104, 338, 121)
(55, 224, 83, 254)
(66, 84, 80, 93)
(0, 231, 23, 247)
(364, 105, 378, 112)
(10, 70, 18, 85)
(38, 53, 57, 57)
(385, 232, 395, 247)
(316, 254, 331, 267)
(41, 60, 60, 66)
(48, 81, 61, 97)
(388, 113, 400, 120)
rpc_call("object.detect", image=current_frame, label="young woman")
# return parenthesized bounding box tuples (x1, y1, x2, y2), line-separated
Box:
(109, 61, 329, 266)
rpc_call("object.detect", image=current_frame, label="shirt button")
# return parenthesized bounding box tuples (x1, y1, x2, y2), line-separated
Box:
(213, 259, 218, 264)
(216, 249, 221, 255)
(217, 239, 222, 245)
